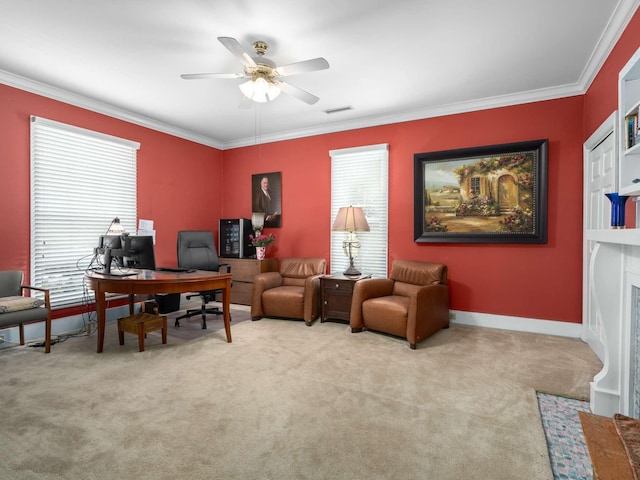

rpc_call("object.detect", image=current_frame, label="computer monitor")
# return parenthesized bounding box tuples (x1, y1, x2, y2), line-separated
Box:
(122, 235, 156, 270)
(96, 235, 127, 274)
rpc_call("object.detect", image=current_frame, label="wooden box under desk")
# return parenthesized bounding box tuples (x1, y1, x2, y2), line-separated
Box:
(220, 257, 278, 305)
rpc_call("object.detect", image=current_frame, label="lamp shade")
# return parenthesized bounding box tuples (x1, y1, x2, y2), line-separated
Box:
(106, 217, 126, 234)
(332, 206, 370, 233)
(251, 212, 266, 231)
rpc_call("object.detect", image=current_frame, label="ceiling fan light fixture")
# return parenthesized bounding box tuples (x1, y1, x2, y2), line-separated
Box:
(239, 76, 281, 103)
(266, 82, 281, 101)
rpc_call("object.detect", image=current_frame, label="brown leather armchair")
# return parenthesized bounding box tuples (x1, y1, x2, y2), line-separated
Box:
(349, 259, 449, 349)
(251, 258, 327, 326)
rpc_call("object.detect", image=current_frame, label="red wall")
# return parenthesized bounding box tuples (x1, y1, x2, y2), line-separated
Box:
(0, 84, 223, 274)
(1, 7, 638, 325)
(223, 98, 584, 323)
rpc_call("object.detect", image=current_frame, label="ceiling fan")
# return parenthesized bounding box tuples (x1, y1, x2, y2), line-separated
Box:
(181, 36, 329, 105)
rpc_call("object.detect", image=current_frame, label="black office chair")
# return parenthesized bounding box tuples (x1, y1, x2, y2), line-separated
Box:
(174, 230, 231, 329)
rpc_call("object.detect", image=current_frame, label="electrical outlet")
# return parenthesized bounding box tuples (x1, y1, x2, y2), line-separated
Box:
(449, 312, 456, 320)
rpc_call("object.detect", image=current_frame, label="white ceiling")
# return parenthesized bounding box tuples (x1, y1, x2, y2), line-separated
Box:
(0, 0, 637, 149)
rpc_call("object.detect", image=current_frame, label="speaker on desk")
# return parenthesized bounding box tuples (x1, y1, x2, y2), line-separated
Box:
(219, 218, 255, 258)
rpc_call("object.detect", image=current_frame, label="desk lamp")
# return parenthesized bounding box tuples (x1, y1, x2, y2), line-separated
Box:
(332, 206, 370, 277)
(106, 217, 126, 235)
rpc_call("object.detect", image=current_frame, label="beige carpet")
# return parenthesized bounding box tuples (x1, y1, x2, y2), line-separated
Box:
(0, 311, 602, 480)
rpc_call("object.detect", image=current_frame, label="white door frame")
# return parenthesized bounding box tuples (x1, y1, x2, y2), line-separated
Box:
(582, 110, 618, 357)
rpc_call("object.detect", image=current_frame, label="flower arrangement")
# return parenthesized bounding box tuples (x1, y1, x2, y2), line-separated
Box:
(249, 233, 276, 247)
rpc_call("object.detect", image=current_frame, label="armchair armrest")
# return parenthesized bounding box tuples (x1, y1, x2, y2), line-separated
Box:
(19, 285, 53, 353)
(251, 272, 284, 319)
(349, 278, 394, 330)
(21, 285, 51, 310)
(406, 283, 449, 345)
(302, 274, 325, 323)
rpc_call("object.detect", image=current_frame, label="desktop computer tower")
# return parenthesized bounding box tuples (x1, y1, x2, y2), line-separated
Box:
(219, 218, 255, 258)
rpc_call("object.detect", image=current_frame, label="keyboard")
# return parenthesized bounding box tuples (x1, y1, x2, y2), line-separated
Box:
(156, 267, 193, 273)
(97, 270, 138, 277)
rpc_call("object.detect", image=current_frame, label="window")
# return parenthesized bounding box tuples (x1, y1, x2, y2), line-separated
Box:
(30, 116, 139, 308)
(330, 144, 389, 278)
(470, 177, 480, 196)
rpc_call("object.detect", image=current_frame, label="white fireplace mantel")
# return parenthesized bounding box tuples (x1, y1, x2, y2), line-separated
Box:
(586, 229, 640, 246)
(585, 229, 640, 417)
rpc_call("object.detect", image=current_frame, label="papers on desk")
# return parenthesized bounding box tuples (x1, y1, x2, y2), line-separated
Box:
(137, 219, 155, 243)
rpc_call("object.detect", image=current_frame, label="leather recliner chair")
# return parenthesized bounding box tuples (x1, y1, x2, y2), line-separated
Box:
(251, 258, 327, 326)
(349, 259, 449, 349)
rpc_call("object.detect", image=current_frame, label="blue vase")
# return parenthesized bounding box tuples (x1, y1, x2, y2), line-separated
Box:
(605, 193, 630, 228)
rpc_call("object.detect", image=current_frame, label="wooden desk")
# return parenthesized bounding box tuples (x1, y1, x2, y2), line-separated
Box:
(85, 270, 232, 353)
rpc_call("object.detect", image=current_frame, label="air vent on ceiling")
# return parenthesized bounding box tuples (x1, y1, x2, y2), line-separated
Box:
(323, 105, 354, 115)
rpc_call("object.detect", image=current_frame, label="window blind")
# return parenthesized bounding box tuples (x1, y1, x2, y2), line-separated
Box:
(330, 144, 389, 278)
(30, 116, 139, 308)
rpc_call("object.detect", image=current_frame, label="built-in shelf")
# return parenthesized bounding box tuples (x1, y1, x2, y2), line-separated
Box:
(619, 47, 640, 197)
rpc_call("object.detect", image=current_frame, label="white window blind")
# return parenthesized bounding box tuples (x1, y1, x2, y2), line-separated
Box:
(30, 116, 139, 308)
(330, 144, 388, 278)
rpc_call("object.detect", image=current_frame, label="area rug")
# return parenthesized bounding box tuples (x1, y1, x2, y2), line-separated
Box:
(537, 392, 593, 480)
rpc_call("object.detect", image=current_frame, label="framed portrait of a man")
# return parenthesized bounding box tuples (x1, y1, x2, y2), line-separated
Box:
(252, 172, 282, 228)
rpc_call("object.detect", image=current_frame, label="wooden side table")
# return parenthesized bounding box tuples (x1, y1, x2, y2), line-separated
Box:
(320, 274, 370, 323)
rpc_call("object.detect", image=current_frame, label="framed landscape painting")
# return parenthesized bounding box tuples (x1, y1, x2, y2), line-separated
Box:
(414, 139, 548, 244)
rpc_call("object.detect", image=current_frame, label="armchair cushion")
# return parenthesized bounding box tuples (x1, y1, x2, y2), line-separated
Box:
(0, 296, 45, 313)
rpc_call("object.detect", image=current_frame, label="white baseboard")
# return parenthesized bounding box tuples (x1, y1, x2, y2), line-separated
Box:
(451, 310, 583, 338)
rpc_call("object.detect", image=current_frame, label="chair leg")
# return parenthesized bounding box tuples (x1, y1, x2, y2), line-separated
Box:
(19, 323, 24, 345)
(137, 323, 145, 352)
(201, 303, 207, 329)
(45, 316, 52, 354)
(118, 318, 125, 345)
(161, 317, 167, 344)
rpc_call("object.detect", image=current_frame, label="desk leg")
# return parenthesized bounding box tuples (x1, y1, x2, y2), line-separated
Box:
(128, 294, 135, 315)
(223, 279, 232, 343)
(95, 288, 107, 353)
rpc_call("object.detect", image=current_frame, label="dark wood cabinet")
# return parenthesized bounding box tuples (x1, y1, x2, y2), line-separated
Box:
(320, 274, 369, 322)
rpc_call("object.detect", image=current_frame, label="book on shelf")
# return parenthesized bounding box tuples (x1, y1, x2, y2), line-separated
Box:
(626, 113, 639, 149)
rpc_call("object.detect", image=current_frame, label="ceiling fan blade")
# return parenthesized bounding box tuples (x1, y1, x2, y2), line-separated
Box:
(217, 36, 257, 68)
(275, 57, 329, 77)
(276, 81, 320, 105)
(181, 73, 245, 80)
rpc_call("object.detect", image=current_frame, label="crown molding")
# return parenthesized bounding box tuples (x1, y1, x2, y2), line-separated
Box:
(576, 0, 640, 92)
(0, 69, 224, 150)
(223, 82, 584, 149)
